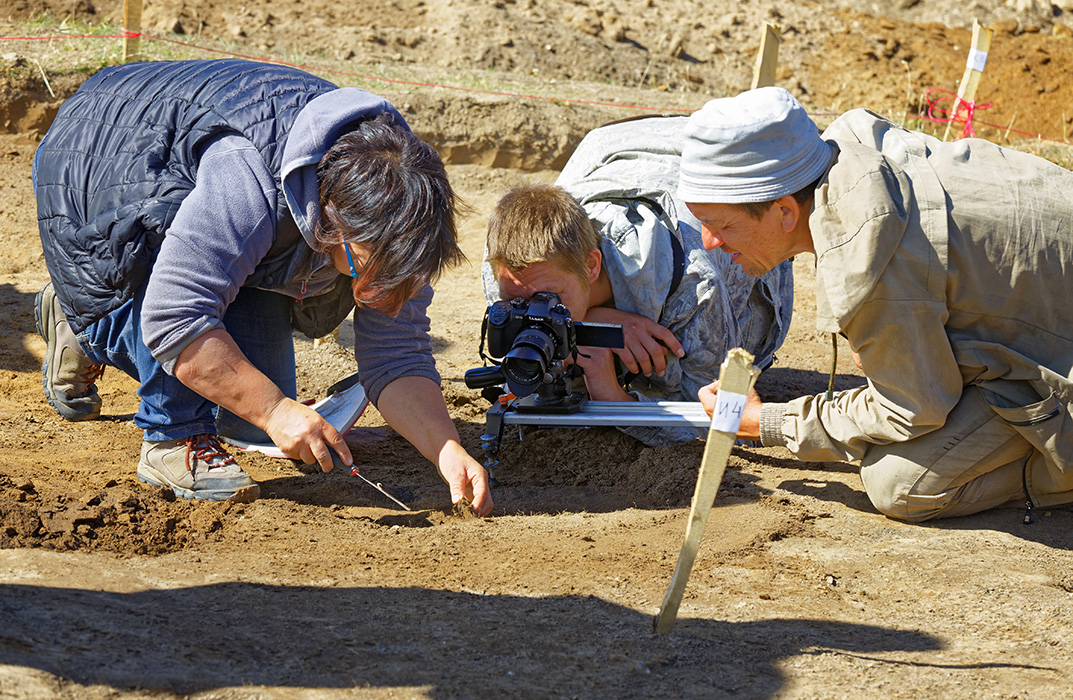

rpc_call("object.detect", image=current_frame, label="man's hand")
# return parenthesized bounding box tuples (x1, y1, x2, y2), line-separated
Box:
(698, 381, 763, 441)
(573, 345, 632, 402)
(584, 306, 684, 377)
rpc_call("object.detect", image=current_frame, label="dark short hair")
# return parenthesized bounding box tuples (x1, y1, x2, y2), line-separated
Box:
(732, 175, 823, 221)
(315, 112, 464, 315)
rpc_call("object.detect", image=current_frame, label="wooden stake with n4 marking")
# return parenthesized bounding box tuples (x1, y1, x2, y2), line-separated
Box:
(653, 348, 759, 634)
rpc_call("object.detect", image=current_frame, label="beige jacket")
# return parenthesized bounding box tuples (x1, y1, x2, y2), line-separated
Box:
(761, 110, 1073, 489)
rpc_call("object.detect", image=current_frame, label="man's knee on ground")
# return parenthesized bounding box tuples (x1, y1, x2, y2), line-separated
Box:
(860, 457, 949, 523)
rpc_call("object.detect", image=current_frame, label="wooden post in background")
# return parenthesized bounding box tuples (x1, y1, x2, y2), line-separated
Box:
(751, 24, 781, 90)
(123, 0, 143, 62)
(942, 19, 993, 141)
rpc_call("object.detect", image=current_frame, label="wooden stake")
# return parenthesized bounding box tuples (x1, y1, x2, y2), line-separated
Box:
(123, 0, 143, 63)
(653, 348, 759, 635)
(942, 19, 993, 141)
(750, 24, 781, 90)
(1003, 107, 1017, 143)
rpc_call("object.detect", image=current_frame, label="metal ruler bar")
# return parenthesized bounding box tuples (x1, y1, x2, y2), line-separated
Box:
(501, 400, 710, 428)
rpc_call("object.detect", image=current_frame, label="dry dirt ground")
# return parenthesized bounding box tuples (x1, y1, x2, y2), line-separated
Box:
(2, 0, 1073, 698)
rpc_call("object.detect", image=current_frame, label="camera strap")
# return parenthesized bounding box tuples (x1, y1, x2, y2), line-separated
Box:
(669, 227, 685, 297)
(477, 312, 501, 367)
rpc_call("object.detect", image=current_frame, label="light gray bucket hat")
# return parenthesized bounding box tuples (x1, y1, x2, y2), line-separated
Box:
(677, 86, 835, 204)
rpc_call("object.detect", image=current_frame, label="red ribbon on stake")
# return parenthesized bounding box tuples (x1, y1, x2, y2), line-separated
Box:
(926, 87, 993, 139)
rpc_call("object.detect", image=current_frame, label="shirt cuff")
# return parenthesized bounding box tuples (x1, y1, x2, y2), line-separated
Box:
(152, 318, 223, 377)
(759, 402, 789, 447)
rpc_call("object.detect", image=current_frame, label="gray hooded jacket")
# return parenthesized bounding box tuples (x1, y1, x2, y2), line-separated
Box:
(36, 60, 438, 405)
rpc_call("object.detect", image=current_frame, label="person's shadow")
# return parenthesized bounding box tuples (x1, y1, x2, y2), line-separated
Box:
(2, 282, 45, 374)
(754, 366, 866, 403)
(0, 581, 1041, 698)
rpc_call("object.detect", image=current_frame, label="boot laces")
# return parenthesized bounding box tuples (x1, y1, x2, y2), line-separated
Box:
(182, 434, 238, 473)
(78, 364, 105, 385)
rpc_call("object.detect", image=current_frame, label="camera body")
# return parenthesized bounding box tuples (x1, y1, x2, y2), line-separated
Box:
(486, 292, 575, 365)
(466, 291, 623, 399)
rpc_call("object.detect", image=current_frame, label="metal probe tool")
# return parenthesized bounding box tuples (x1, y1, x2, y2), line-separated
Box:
(329, 448, 411, 511)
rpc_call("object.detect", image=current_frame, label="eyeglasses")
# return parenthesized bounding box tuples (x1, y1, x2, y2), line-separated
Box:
(343, 242, 360, 279)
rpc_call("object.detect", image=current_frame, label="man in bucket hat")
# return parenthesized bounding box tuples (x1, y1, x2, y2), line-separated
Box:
(683, 86, 1073, 523)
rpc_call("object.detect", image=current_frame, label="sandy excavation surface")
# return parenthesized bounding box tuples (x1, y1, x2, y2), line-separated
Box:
(1, 0, 1072, 697)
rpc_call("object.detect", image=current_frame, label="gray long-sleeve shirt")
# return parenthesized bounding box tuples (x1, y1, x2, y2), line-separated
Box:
(142, 90, 439, 404)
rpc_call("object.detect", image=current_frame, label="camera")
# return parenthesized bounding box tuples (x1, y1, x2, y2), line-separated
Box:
(465, 292, 623, 399)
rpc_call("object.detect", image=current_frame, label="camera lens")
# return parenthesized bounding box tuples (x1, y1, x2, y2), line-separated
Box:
(503, 327, 555, 396)
(504, 349, 544, 386)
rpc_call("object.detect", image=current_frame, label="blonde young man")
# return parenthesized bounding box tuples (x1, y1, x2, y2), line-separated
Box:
(482, 117, 794, 446)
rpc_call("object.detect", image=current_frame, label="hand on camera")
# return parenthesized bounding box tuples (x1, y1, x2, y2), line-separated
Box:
(583, 307, 684, 377)
(573, 346, 632, 402)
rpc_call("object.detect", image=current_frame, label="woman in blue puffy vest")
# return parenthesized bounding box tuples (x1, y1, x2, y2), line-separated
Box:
(33, 59, 492, 514)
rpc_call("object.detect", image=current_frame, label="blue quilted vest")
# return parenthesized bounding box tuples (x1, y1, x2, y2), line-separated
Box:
(35, 59, 338, 333)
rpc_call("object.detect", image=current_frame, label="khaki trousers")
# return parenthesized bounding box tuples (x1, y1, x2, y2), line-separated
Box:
(860, 381, 1073, 522)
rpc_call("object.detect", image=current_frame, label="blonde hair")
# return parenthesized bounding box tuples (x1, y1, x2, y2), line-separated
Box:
(486, 184, 599, 282)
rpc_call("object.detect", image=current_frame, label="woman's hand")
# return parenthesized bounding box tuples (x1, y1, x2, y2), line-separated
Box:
(376, 376, 493, 516)
(174, 328, 352, 471)
(263, 397, 352, 471)
(434, 440, 493, 517)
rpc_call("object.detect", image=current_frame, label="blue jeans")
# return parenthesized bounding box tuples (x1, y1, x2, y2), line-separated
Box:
(77, 285, 297, 443)
(36, 133, 296, 444)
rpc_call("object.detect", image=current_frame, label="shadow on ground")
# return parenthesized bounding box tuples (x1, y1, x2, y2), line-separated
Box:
(755, 367, 868, 404)
(0, 582, 956, 698)
(0, 282, 43, 375)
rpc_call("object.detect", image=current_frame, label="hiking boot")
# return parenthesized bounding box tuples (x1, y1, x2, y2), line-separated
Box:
(35, 282, 104, 421)
(137, 433, 260, 502)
